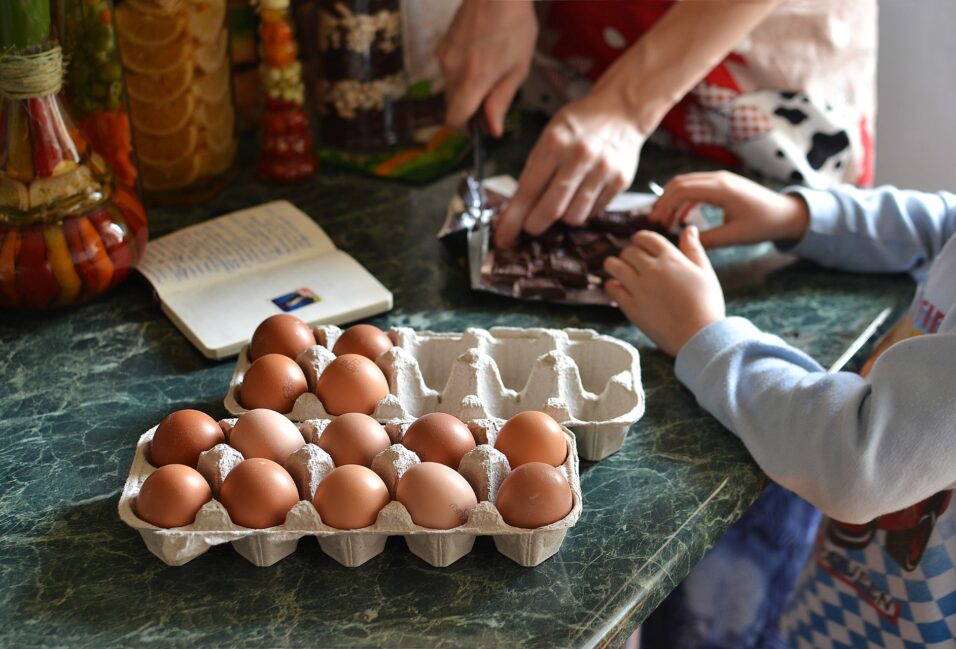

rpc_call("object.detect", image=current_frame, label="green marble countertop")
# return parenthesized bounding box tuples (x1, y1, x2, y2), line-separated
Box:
(0, 121, 914, 648)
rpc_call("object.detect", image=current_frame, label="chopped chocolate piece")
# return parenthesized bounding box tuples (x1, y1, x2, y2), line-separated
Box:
(567, 229, 604, 247)
(493, 248, 524, 265)
(540, 227, 566, 249)
(607, 234, 630, 250)
(529, 256, 547, 276)
(591, 209, 644, 235)
(548, 253, 589, 287)
(515, 277, 566, 300)
(492, 263, 528, 284)
(579, 235, 621, 269)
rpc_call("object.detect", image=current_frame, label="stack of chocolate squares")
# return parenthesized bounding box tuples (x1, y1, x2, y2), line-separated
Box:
(485, 209, 674, 300)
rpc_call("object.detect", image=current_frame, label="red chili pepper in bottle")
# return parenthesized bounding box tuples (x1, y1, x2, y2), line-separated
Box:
(25, 98, 66, 178)
(16, 224, 61, 308)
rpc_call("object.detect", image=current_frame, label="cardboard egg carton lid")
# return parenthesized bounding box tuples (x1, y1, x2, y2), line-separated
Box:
(225, 326, 644, 461)
(118, 417, 581, 568)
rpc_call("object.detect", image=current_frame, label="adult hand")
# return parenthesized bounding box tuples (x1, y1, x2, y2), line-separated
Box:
(648, 171, 810, 248)
(437, 0, 537, 137)
(494, 92, 644, 248)
(604, 227, 725, 357)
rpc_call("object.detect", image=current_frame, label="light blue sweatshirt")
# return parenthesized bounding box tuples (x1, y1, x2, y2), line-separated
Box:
(675, 185, 956, 647)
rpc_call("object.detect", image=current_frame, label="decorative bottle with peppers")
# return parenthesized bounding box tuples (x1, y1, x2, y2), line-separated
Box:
(0, 0, 148, 310)
(55, 0, 138, 191)
(255, 0, 317, 182)
(113, 0, 237, 203)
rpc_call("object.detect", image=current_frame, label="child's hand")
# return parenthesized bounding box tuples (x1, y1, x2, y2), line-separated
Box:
(604, 226, 725, 357)
(648, 171, 810, 248)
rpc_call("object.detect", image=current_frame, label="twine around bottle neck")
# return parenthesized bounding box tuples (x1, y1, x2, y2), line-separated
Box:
(0, 45, 63, 99)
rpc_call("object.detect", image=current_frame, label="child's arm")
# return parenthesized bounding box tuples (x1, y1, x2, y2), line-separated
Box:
(604, 219, 956, 524)
(675, 316, 956, 524)
(648, 172, 956, 277)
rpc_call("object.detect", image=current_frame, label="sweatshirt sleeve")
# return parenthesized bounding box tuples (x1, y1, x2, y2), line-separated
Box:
(784, 185, 956, 280)
(675, 317, 956, 524)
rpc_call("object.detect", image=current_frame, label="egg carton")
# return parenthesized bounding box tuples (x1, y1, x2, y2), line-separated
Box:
(118, 414, 582, 568)
(224, 326, 644, 461)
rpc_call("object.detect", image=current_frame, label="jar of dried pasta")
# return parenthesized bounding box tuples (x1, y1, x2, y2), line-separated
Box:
(316, 0, 411, 150)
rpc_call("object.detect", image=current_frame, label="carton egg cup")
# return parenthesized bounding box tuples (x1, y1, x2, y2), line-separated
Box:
(118, 416, 582, 568)
(225, 326, 644, 461)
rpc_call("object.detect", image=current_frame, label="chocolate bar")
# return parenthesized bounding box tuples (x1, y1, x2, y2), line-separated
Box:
(483, 204, 670, 301)
(515, 277, 567, 300)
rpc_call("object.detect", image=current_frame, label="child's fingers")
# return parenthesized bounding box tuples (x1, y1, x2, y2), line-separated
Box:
(604, 255, 641, 290)
(698, 219, 754, 248)
(650, 175, 731, 225)
(605, 279, 643, 325)
(679, 226, 712, 269)
(630, 230, 672, 257)
(619, 245, 654, 274)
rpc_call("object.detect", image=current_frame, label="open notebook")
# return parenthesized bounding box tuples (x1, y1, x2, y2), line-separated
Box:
(137, 201, 393, 359)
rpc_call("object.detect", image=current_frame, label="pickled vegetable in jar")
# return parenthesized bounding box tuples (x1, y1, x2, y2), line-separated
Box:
(114, 0, 237, 203)
(56, 0, 138, 191)
(0, 0, 148, 310)
(255, 0, 317, 182)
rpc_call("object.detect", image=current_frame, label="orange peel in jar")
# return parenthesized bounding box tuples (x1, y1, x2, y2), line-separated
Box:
(129, 92, 195, 136)
(191, 59, 230, 103)
(125, 61, 194, 103)
(188, 0, 227, 43)
(115, 3, 186, 47)
(136, 125, 199, 165)
(120, 32, 193, 75)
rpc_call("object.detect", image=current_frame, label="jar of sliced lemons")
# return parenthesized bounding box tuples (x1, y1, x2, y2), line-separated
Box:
(114, 0, 237, 204)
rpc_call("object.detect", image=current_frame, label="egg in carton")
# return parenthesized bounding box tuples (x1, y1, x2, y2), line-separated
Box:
(225, 325, 644, 460)
(118, 414, 582, 568)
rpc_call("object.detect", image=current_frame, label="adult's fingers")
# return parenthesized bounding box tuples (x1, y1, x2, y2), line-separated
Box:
(494, 141, 559, 247)
(483, 64, 527, 138)
(592, 171, 629, 216)
(561, 163, 608, 227)
(522, 139, 600, 235)
(445, 80, 491, 131)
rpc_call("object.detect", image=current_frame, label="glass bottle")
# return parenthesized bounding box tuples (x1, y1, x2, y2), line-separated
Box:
(255, 0, 317, 182)
(113, 0, 237, 204)
(316, 0, 411, 150)
(0, 0, 148, 310)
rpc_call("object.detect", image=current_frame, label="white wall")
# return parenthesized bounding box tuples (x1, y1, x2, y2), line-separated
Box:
(875, 0, 956, 191)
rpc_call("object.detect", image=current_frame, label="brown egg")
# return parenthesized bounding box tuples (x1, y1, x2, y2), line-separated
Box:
(239, 353, 308, 413)
(401, 413, 476, 468)
(150, 409, 225, 468)
(229, 408, 305, 463)
(250, 314, 316, 360)
(318, 413, 391, 467)
(396, 462, 478, 529)
(496, 462, 573, 529)
(219, 458, 300, 528)
(135, 464, 212, 528)
(331, 324, 392, 360)
(494, 411, 568, 468)
(314, 353, 390, 416)
(313, 465, 391, 529)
